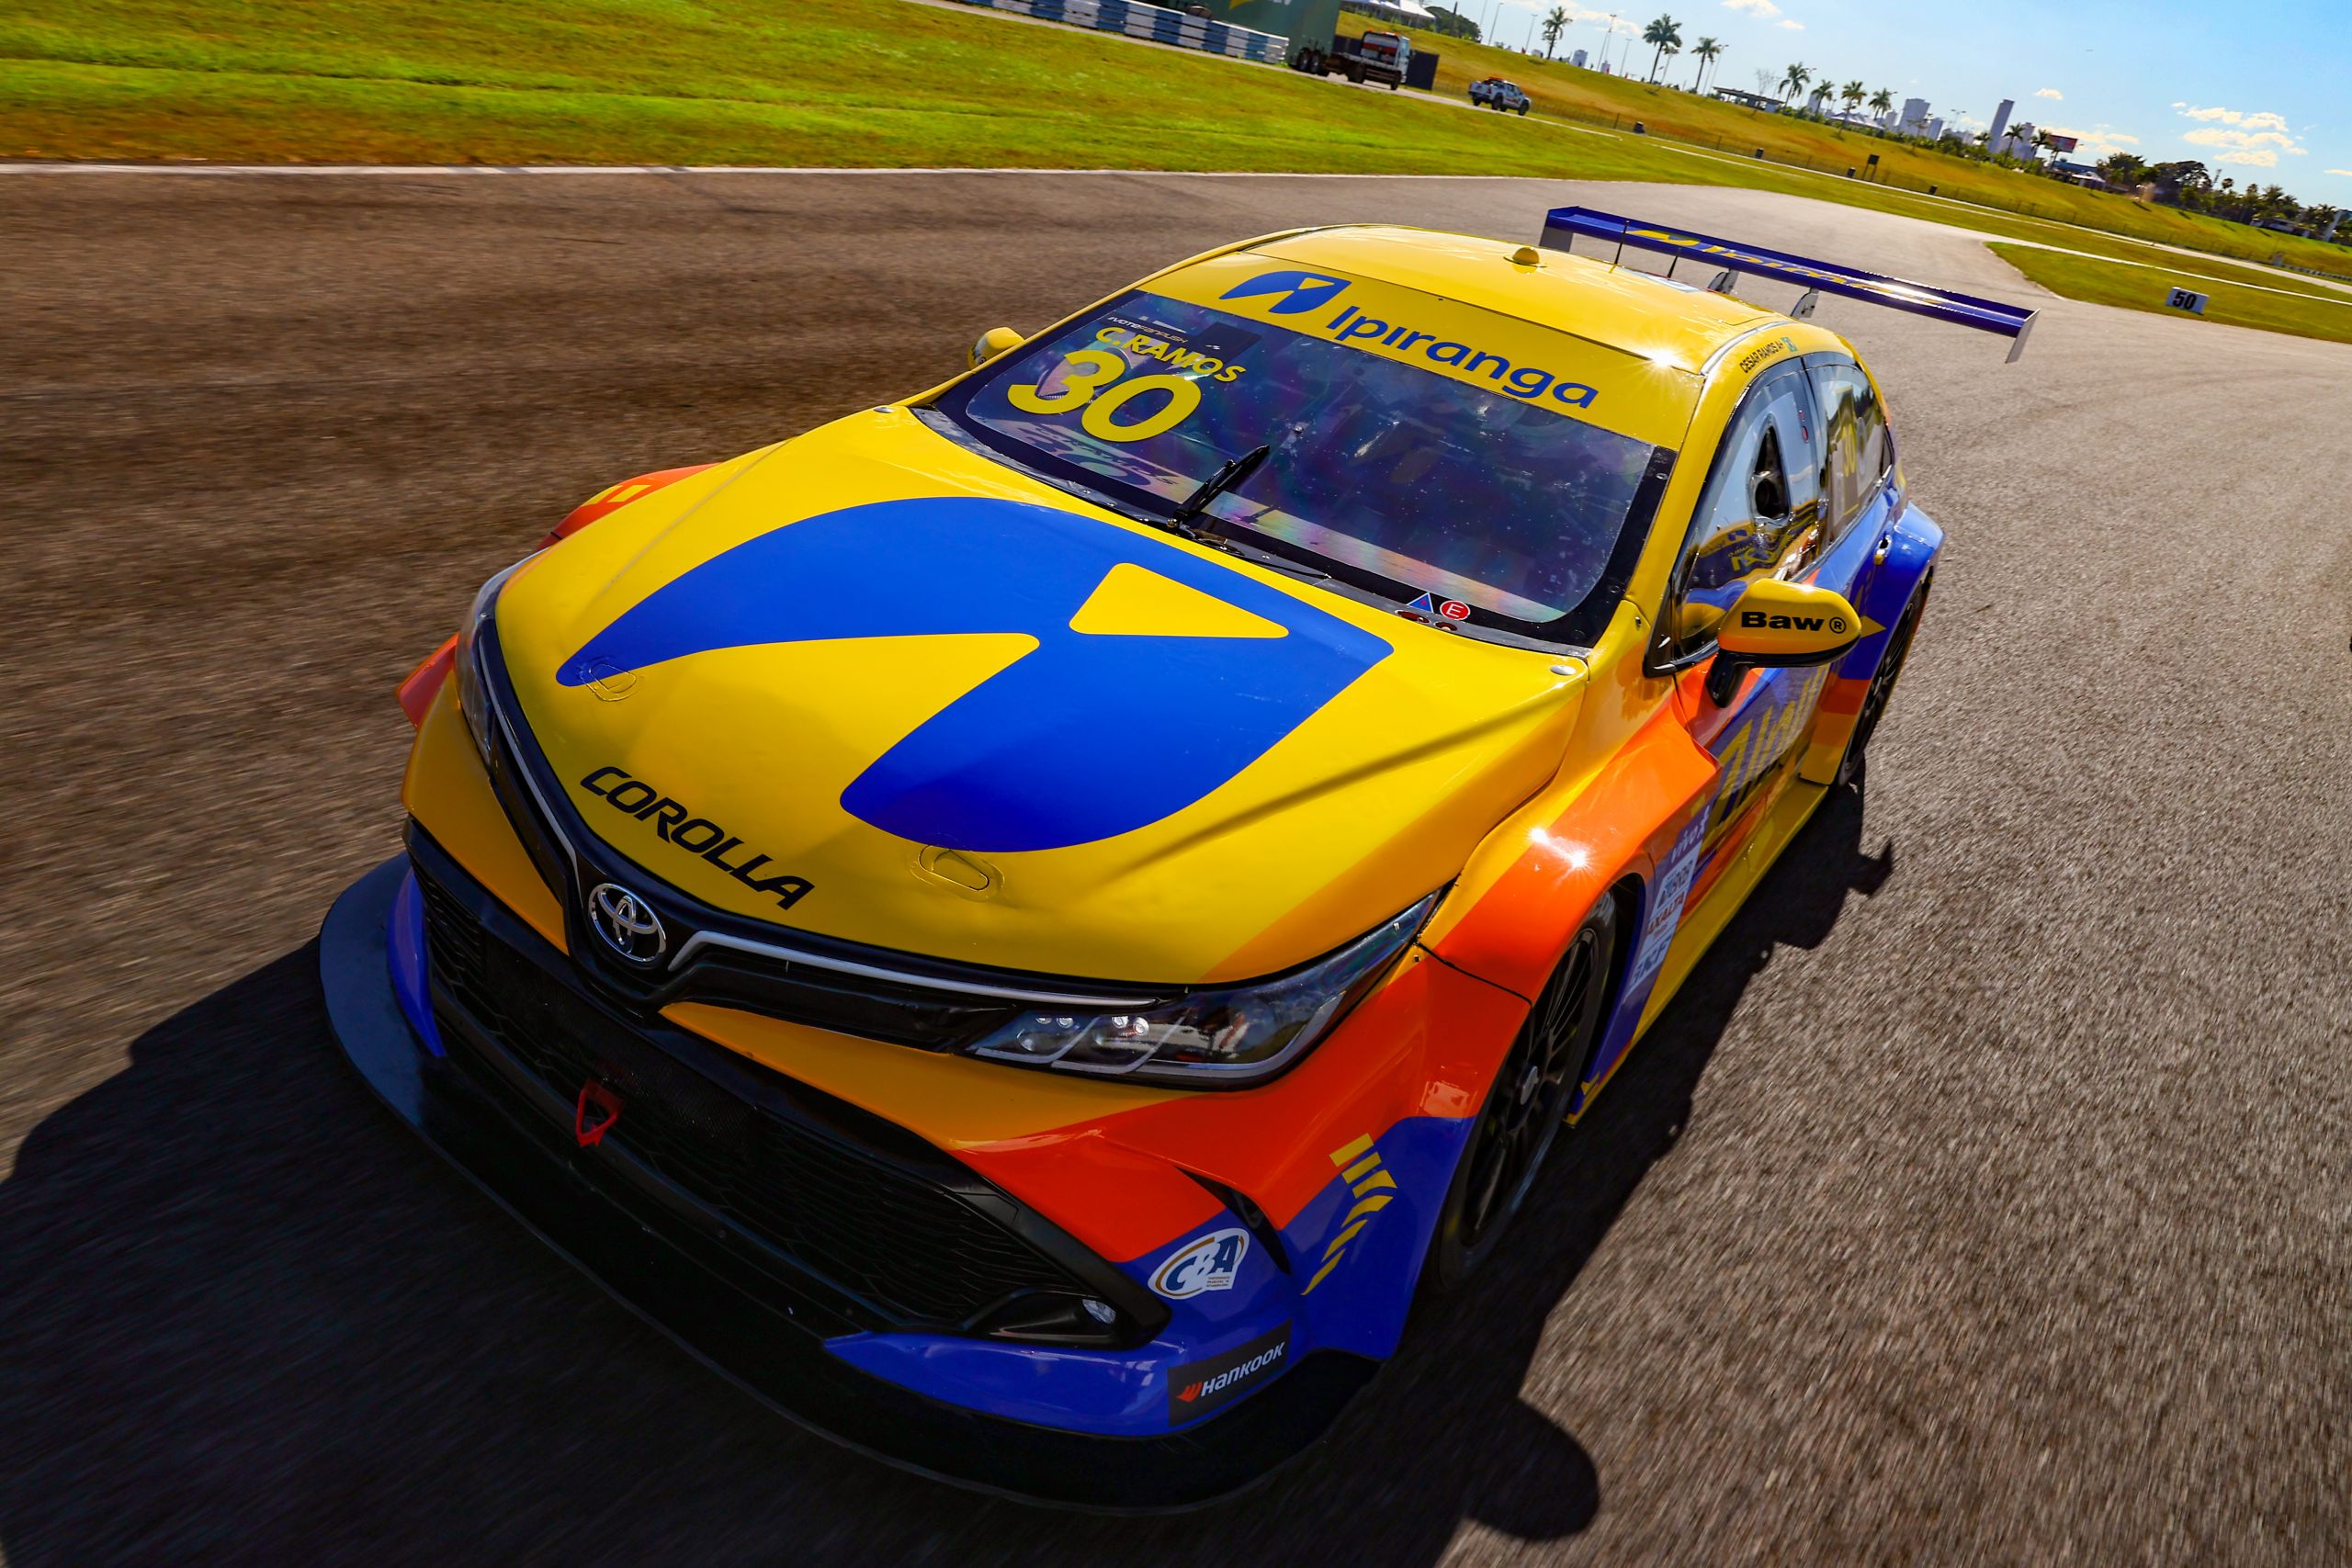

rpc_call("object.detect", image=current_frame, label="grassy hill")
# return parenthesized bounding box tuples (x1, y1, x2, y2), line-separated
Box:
(1385, 21, 2352, 278)
(0, 0, 1814, 178)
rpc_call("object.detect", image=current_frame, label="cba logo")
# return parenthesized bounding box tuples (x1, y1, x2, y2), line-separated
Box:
(563, 498, 1392, 854)
(1149, 1228, 1250, 1299)
(1216, 269, 1351, 315)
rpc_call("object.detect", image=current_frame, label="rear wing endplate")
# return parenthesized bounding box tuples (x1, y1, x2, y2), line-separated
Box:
(1540, 206, 2038, 363)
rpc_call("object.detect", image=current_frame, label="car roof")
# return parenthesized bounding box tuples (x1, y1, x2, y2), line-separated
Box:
(1249, 225, 1786, 378)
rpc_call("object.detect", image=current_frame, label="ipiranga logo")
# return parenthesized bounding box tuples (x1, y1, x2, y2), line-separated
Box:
(1216, 269, 1600, 409)
(1215, 268, 1351, 315)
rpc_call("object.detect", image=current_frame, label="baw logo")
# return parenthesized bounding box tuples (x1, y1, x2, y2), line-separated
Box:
(1741, 611, 1837, 631)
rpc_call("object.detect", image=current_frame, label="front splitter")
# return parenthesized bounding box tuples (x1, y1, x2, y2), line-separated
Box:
(318, 855, 1376, 1511)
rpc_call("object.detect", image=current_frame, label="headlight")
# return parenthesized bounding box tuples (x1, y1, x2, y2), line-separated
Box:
(452, 558, 533, 762)
(967, 892, 1440, 1088)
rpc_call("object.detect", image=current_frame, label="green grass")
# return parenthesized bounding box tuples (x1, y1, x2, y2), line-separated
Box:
(0, 0, 1769, 175)
(1986, 243, 2352, 346)
(6, 0, 2351, 349)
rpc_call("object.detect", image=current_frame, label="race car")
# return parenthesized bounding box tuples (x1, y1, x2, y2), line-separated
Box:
(320, 208, 2032, 1508)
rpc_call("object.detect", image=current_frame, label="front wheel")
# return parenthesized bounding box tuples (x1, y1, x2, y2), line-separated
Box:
(1517, 105, 1529, 115)
(1835, 575, 1928, 785)
(1423, 892, 1620, 1292)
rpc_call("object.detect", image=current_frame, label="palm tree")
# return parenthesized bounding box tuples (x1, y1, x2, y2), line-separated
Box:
(1780, 62, 1811, 107)
(1642, 15, 1682, 83)
(1869, 86, 1894, 132)
(1541, 6, 1570, 57)
(1839, 79, 1864, 118)
(1689, 36, 1721, 91)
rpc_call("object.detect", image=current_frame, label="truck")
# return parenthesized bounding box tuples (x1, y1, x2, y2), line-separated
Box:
(1468, 76, 1531, 114)
(1292, 29, 1412, 89)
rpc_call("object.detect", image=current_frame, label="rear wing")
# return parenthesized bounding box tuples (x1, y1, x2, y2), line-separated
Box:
(1539, 206, 2038, 363)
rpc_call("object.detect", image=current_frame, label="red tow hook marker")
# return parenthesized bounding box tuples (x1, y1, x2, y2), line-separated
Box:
(575, 1080, 624, 1147)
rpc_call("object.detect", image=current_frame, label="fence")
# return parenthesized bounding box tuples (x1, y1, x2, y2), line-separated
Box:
(946, 0, 1288, 62)
(2267, 251, 2352, 284)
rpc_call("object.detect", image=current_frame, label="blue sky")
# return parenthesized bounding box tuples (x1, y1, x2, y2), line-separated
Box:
(1464, 0, 2349, 208)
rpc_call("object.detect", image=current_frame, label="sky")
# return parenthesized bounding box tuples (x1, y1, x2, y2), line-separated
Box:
(1455, 0, 2351, 208)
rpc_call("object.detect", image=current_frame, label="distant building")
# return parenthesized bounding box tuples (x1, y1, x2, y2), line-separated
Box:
(1986, 97, 2014, 148)
(1570, 47, 1587, 66)
(1807, 85, 1833, 115)
(1900, 96, 1930, 135)
(1921, 116, 1942, 141)
(1713, 87, 1783, 113)
(1996, 119, 2038, 159)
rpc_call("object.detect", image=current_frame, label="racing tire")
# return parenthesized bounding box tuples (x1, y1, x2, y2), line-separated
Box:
(1517, 105, 1529, 115)
(1422, 892, 1621, 1292)
(1835, 574, 1929, 787)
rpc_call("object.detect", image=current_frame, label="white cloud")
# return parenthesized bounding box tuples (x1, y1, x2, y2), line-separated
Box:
(2173, 105, 2305, 166)
(2177, 105, 2290, 131)
(1775, 17, 1804, 28)
(2182, 127, 2306, 168)
(2330, 168, 2352, 177)
(2033, 87, 2063, 101)
(1722, 0, 1779, 12)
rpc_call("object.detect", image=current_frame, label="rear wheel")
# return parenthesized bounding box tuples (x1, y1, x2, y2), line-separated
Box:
(1836, 576, 1928, 785)
(1424, 893, 1620, 1291)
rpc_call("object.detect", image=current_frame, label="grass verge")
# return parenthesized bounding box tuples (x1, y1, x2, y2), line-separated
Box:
(1986, 243, 2352, 346)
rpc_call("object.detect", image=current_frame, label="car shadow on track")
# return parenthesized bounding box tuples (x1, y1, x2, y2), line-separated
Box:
(0, 784, 1891, 1568)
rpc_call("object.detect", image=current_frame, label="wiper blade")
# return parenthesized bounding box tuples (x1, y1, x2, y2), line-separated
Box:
(1167, 444, 1272, 541)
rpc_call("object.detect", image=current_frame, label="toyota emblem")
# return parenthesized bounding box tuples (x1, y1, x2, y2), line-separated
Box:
(587, 882, 666, 964)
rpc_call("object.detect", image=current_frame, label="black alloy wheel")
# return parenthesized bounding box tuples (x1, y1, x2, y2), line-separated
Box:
(1425, 892, 1620, 1291)
(1836, 576, 1928, 785)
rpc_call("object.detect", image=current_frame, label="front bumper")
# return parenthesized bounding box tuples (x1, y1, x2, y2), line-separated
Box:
(319, 852, 1379, 1509)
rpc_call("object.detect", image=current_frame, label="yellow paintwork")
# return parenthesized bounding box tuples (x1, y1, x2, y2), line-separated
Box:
(496, 407, 1592, 985)
(426, 219, 1883, 1132)
(402, 679, 567, 952)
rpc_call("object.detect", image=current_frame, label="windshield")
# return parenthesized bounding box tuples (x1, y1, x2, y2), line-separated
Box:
(930, 287, 1673, 648)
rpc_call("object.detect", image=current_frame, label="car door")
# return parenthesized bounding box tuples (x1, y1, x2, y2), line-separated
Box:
(1652, 360, 1835, 920)
(1799, 353, 1898, 629)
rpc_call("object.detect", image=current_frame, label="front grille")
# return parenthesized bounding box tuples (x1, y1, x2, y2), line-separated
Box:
(415, 866, 1093, 1330)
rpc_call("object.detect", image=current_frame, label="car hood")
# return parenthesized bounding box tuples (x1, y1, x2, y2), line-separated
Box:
(496, 409, 1588, 984)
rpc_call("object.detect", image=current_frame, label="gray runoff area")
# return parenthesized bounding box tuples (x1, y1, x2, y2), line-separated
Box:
(1, 169, 2346, 1566)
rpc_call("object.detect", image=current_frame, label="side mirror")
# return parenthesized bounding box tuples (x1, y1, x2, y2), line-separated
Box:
(1704, 579, 1876, 705)
(968, 326, 1025, 370)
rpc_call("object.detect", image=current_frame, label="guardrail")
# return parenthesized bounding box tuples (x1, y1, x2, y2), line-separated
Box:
(2267, 251, 2352, 284)
(947, 0, 1289, 62)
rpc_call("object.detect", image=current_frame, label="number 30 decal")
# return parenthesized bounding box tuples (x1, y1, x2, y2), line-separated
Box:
(1007, 350, 1203, 444)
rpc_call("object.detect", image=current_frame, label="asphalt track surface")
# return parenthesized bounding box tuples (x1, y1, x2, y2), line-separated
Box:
(4, 171, 2346, 1567)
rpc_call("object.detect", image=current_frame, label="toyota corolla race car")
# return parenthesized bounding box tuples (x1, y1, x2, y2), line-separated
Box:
(321, 208, 2032, 1508)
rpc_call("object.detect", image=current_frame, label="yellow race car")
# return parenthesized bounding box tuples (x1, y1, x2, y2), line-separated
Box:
(321, 208, 2030, 1506)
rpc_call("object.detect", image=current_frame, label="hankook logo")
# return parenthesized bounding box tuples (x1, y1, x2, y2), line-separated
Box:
(1167, 1324, 1291, 1425)
(587, 882, 667, 964)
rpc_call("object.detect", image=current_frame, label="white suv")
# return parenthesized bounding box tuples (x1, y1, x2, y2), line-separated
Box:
(1469, 77, 1531, 114)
